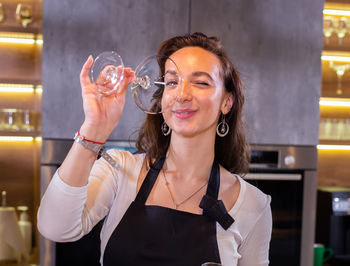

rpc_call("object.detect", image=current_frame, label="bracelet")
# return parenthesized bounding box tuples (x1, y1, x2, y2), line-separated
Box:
(73, 131, 120, 171)
(74, 131, 103, 153)
(77, 130, 106, 145)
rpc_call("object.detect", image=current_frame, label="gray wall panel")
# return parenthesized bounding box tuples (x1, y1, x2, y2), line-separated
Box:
(42, 0, 189, 140)
(191, 0, 323, 145)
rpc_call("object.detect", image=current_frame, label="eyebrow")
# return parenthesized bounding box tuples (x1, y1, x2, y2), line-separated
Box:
(164, 70, 178, 75)
(164, 70, 214, 81)
(191, 71, 214, 81)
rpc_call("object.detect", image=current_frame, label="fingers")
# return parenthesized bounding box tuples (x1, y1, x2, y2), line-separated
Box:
(124, 67, 135, 81)
(115, 68, 134, 95)
(80, 55, 94, 88)
(79, 54, 135, 98)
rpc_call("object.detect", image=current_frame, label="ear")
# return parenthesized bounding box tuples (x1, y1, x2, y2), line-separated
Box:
(221, 93, 234, 115)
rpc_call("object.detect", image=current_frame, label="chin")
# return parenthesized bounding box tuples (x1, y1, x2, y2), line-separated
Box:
(171, 127, 197, 138)
(172, 126, 214, 139)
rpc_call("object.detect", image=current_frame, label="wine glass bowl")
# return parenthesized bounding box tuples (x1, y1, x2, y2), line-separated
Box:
(131, 54, 181, 114)
(90, 51, 124, 96)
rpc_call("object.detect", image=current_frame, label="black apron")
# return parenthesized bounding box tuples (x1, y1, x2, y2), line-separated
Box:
(103, 155, 234, 266)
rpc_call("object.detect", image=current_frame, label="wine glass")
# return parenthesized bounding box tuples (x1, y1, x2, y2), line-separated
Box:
(323, 16, 335, 44)
(336, 17, 348, 45)
(0, 3, 5, 23)
(329, 61, 350, 95)
(90, 52, 182, 114)
(21, 110, 35, 132)
(16, 3, 33, 28)
(2, 109, 19, 132)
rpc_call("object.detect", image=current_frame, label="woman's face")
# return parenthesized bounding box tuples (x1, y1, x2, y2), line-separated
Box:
(161, 46, 233, 138)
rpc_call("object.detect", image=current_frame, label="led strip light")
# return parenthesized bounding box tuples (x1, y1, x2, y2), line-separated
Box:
(317, 145, 350, 150)
(321, 55, 350, 62)
(0, 83, 42, 93)
(319, 97, 350, 107)
(0, 32, 43, 44)
(323, 9, 350, 17)
(0, 136, 41, 142)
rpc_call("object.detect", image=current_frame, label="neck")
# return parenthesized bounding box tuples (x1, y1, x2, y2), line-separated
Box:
(165, 130, 216, 182)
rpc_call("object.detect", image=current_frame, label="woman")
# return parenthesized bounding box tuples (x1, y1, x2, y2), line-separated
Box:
(38, 32, 272, 266)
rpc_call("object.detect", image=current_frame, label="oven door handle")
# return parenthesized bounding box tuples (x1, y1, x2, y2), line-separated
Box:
(244, 173, 302, 181)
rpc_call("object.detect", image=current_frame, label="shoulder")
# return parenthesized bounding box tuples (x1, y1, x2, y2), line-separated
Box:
(238, 175, 271, 213)
(220, 168, 271, 216)
(230, 175, 272, 237)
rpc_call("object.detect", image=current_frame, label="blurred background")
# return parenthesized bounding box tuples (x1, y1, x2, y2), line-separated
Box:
(0, 0, 349, 265)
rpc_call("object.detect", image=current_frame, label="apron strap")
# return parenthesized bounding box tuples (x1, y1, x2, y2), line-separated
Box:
(135, 154, 166, 204)
(204, 158, 220, 199)
(200, 158, 235, 230)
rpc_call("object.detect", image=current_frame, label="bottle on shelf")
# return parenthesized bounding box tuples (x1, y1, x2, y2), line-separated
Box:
(17, 206, 32, 255)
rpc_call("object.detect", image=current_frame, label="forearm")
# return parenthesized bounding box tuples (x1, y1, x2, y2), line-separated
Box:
(59, 124, 107, 187)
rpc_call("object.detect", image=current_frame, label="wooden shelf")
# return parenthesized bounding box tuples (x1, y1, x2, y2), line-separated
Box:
(319, 139, 350, 145)
(319, 1, 350, 187)
(0, 130, 40, 137)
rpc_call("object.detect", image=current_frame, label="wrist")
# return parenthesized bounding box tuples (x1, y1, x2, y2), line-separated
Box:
(80, 122, 109, 143)
(75, 131, 106, 145)
(74, 132, 104, 154)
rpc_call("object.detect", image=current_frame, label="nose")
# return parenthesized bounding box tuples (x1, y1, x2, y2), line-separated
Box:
(175, 79, 192, 103)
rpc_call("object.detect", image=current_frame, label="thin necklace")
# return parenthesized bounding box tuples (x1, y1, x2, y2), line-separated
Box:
(162, 167, 208, 210)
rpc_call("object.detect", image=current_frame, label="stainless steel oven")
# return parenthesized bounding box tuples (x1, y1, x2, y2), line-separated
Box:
(40, 141, 317, 266)
(246, 145, 318, 266)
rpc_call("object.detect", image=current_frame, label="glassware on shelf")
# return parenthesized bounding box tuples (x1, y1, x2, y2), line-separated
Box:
(323, 118, 332, 140)
(337, 118, 346, 140)
(323, 16, 335, 44)
(35, 112, 41, 133)
(90, 52, 182, 114)
(0, 109, 6, 130)
(319, 118, 326, 139)
(320, 118, 350, 141)
(331, 118, 339, 139)
(0, 3, 5, 23)
(344, 119, 350, 140)
(336, 17, 348, 45)
(16, 3, 33, 28)
(20, 110, 35, 132)
(0, 109, 39, 133)
(329, 61, 350, 95)
(1, 109, 19, 132)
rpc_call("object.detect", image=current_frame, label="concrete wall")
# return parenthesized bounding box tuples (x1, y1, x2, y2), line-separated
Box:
(42, 0, 190, 140)
(191, 0, 324, 145)
(43, 0, 323, 145)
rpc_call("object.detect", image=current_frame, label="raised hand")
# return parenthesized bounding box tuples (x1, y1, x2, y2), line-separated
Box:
(79, 55, 135, 142)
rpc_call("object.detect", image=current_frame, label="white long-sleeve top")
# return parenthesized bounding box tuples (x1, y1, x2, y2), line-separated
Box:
(38, 150, 272, 266)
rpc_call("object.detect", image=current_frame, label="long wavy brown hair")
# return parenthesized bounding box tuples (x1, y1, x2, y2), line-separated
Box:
(135, 32, 250, 174)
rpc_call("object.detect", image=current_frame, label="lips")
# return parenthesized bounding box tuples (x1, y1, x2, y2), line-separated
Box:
(173, 109, 196, 119)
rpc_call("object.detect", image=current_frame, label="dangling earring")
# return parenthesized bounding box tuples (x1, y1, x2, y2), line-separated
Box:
(161, 121, 171, 136)
(217, 114, 229, 137)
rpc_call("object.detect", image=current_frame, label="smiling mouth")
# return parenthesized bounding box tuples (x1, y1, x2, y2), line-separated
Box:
(173, 109, 196, 119)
